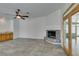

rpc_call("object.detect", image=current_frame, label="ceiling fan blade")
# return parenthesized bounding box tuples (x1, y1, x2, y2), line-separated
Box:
(21, 17, 25, 20)
(16, 11, 19, 15)
(17, 9, 20, 12)
(16, 9, 20, 15)
(16, 11, 18, 13)
(22, 16, 29, 17)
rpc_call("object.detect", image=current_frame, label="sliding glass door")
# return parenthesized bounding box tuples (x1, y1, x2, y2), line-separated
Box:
(72, 12, 79, 55)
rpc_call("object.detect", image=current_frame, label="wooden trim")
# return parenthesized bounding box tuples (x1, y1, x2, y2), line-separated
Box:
(68, 17, 72, 56)
(63, 47, 70, 56)
(62, 20, 65, 48)
(63, 18, 70, 56)
(63, 3, 75, 16)
(64, 4, 79, 20)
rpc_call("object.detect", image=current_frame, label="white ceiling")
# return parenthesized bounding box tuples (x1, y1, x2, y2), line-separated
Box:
(0, 3, 66, 19)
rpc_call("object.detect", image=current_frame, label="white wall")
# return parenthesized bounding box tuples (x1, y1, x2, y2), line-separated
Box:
(0, 18, 13, 33)
(19, 17, 47, 39)
(13, 19, 20, 39)
(19, 9, 62, 39)
(46, 9, 62, 30)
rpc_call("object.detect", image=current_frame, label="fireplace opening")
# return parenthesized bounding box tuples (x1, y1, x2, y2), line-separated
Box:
(47, 30, 56, 39)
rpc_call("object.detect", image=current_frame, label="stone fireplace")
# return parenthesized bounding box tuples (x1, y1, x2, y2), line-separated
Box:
(44, 30, 61, 44)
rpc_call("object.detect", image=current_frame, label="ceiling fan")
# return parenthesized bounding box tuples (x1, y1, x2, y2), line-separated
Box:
(15, 9, 29, 20)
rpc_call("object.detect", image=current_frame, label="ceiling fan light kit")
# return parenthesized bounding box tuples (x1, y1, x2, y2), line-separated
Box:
(16, 15, 21, 19)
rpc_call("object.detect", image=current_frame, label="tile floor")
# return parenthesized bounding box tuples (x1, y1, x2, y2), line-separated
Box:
(0, 38, 66, 56)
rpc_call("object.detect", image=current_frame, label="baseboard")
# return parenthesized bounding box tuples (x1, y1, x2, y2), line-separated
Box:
(16, 37, 44, 40)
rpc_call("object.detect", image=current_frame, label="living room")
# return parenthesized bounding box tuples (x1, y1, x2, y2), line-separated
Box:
(0, 3, 78, 56)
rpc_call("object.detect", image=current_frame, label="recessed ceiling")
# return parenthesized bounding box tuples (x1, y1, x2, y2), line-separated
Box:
(0, 3, 66, 19)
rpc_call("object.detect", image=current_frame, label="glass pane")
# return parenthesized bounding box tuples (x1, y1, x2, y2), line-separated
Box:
(77, 37, 79, 55)
(72, 12, 79, 55)
(77, 27, 79, 36)
(76, 20, 79, 55)
(64, 19, 69, 49)
(72, 15, 76, 55)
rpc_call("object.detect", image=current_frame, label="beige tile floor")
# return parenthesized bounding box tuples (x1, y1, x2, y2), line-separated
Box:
(0, 38, 66, 56)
